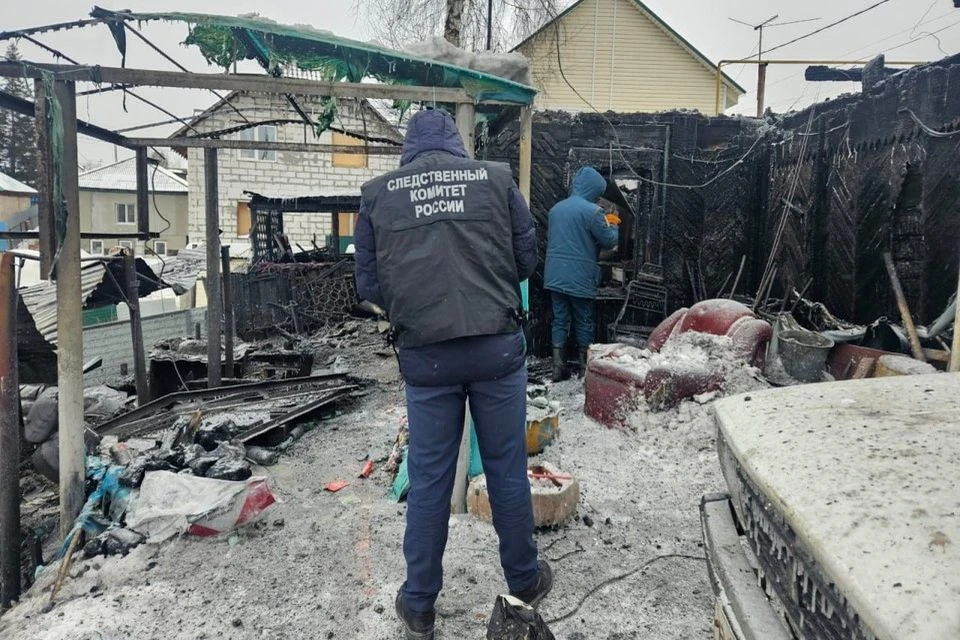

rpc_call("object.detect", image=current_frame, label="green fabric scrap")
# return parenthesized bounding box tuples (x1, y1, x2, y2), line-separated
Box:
(390, 449, 410, 503)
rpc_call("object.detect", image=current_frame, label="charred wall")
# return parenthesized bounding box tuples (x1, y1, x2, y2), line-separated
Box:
(765, 53, 960, 324)
(486, 53, 960, 352)
(484, 111, 762, 354)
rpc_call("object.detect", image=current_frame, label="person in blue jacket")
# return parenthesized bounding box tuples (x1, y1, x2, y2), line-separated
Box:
(544, 166, 619, 381)
(354, 109, 552, 640)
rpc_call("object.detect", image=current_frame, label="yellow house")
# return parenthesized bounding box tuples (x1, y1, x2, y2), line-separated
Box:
(514, 0, 745, 114)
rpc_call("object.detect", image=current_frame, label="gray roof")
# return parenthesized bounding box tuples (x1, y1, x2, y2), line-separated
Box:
(79, 157, 189, 194)
(0, 170, 37, 195)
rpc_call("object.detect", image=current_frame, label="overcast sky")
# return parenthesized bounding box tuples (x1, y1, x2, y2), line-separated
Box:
(5, 0, 959, 166)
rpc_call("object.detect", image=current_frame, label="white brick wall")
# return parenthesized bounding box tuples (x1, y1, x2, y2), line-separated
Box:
(186, 95, 400, 249)
(83, 309, 207, 386)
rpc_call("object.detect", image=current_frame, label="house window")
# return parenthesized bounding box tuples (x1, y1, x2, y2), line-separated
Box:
(332, 132, 367, 168)
(116, 203, 136, 225)
(239, 125, 277, 161)
(89, 240, 104, 255)
(237, 201, 252, 237)
(152, 241, 167, 256)
(118, 240, 134, 253)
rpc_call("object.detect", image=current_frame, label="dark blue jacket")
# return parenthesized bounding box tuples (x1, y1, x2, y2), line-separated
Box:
(354, 109, 537, 386)
(543, 167, 618, 299)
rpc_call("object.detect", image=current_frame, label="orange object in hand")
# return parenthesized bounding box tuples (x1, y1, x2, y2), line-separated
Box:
(605, 213, 621, 225)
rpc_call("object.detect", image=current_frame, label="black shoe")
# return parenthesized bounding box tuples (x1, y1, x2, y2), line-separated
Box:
(395, 591, 436, 640)
(509, 560, 554, 608)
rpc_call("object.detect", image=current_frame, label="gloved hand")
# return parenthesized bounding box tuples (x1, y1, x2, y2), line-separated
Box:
(605, 212, 621, 226)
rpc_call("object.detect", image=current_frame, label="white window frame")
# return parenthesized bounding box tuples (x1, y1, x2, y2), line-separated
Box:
(89, 239, 104, 255)
(239, 125, 278, 162)
(116, 203, 136, 225)
(152, 240, 167, 256)
(118, 240, 134, 252)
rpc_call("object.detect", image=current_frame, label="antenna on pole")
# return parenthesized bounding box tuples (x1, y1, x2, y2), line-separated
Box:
(729, 15, 820, 116)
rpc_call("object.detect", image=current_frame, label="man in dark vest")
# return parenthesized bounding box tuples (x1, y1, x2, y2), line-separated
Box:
(354, 109, 552, 640)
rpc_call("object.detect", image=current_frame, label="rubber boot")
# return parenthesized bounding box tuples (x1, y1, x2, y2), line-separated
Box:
(577, 348, 589, 379)
(551, 347, 566, 382)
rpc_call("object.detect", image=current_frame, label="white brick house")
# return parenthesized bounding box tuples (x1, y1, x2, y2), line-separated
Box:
(171, 93, 404, 255)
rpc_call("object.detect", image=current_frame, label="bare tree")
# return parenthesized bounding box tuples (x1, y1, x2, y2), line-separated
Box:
(360, 0, 559, 52)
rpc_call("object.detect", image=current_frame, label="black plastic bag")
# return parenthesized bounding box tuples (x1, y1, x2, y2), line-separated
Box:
(486, 595, 555, 640)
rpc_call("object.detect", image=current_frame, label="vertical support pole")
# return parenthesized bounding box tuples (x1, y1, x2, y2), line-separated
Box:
(54, 81, 85, 541)
(123, 252, 149, 405)
(657, 124, 671, 266)
(204, 148, 222, 388)
(331, 212, 341, 258)
(221, 246, 235, 379)
(135, 147, 150, 241)
(34, 80, 56, 280)
(0, 253, 21, 607)
(950, 258, 960, 372)
(451, 101, 479, 514)
(456, 102, 476, 159)
(756, 63, 768, 118)
(882, 252, 926, 362)
(518, 106, 533, 202)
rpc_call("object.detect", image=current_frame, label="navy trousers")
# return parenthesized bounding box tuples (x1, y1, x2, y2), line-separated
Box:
(400, 364, 538, 612)
(550, 291, 595, 349)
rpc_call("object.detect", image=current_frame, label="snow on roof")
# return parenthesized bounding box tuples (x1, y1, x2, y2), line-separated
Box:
(79, 157, 188, 194)
(0, 171, 37, 195)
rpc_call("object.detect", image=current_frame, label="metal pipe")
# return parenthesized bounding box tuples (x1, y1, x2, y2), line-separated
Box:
(123, 252, 149, 405)
(221, 246, 235, 380)
(54, 80, 86, 541)
(883, 252, 927, 362)
(0, 252, 21, 607)
(204, 148, 222, 388)
(135, 148, 150, 241)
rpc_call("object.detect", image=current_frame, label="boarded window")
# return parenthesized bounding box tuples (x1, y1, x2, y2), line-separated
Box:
(237, 202, 252, 237)
(338, 212, 357, 236)
(332, 132, 367, 168)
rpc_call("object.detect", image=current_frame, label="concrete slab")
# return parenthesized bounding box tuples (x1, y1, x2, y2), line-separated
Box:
(713, 373, 960, 640)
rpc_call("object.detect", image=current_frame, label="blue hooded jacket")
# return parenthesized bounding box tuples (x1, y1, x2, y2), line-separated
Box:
(354, 109, 537, 386)
(543, 167, 618, 299)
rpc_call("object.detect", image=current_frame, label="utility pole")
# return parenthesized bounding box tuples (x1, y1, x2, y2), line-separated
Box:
(486, 0, 494, 50)
(729, 15, 819, 117)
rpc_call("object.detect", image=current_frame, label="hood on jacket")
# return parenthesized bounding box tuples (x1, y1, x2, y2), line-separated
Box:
(570, 166, 607, 202)
(400, 109, 469, 165)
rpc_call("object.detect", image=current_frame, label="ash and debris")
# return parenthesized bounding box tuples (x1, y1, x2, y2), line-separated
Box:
(0, 319, 767, 639)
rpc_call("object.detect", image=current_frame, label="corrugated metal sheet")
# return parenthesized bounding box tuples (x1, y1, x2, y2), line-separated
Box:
(19, 262, 107, 346)
(79, 157, 188, 193)
(17, 256, 198, 346)
(0, 170, 37, 195)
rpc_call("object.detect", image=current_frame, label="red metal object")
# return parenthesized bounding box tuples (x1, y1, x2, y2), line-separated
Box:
(359, 460, 374, 478)
(324, 480, 349, 493)
(826, 343, 893, 380)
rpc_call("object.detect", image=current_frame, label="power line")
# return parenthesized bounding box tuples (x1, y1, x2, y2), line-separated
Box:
(762, 8, 956, 91)
(761, 0, 893, 57)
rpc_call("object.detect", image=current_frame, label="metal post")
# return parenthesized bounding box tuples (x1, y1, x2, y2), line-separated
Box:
(135, 147, 150, 240)
(757, 63, 768, 117)
(123, 252, 149, 404)
(54, 81, 85, 540)
(221, 246, 235, 379)
(34, 80, 56, 279)
(0, 253, 21, 607)
(486, 0, 494, 50)
(204, 148, 222, 388)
